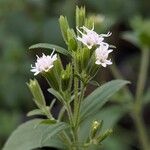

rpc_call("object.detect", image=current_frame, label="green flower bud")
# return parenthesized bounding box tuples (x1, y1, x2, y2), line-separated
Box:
(76, 6, 85, 28)
(67, 29, 77, 51)
(96, 129, 113, 143)
(27, 79, 46, 109)
(90, 120, 103, 139)
(43, 58, 63, 91)
(80, 47, 91, 70)
(59, 15, 70, 44)
(86, 14, 104, 27)
(85, 51, 99, 78)
(61, 64, 72, 91)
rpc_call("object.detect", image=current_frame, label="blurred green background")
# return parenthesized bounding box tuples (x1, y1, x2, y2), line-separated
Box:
(0, 0, 149, 150)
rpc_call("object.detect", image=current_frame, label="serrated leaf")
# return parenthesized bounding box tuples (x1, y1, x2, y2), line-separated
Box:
(80, 80, 129, 121)
(3, 119, 68, 150)
(29, 43, 71, 56)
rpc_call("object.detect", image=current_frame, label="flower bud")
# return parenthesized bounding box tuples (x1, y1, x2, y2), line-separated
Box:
(90, 120, 103, 139)
(81, 47, 91, 70)
(27, 79, 46, 109)
(76, 6, 85, 27)
(59, 15, 70, 44)
(61, 64, 72, 91)
(67, 29, 77, 51)
(43, 58, 63, 91)
(96, 129, 113, 143)
(85, 52, 99, 77)
(87, 14, 104, 27)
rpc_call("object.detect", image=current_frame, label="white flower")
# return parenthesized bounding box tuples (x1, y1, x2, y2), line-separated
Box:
(77, 25, 111, 49)
(95, 43, 113, 67)
(31, 50, 57, 75)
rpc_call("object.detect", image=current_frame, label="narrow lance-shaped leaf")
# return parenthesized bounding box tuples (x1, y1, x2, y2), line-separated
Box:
(27, 109, 44, 117)
(29, 43, 71, 56)
(3, 119, 68, 150)
(48, 88, 64, 102)
(80, 80, 130, 121)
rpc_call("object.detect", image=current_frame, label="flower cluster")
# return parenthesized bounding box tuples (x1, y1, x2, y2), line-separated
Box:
(31, 50, 57, 75)
(77, 26, 113, 67)
(31, 26, 113, 76)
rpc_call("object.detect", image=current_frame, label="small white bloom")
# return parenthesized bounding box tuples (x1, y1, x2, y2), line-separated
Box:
(77, 25, 111, 49)
(95, 43, 113, 67)
(31, 50, 57, 75)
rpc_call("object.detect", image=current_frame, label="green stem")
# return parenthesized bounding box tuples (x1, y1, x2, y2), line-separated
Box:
(71, 53, 80, 149)
(59, 131, 72, 149)
(135, 47, 149, 108)
(133, 111, 149, 150)
(133, 47, 149, 150)
(74, 68, 79, 123)
(66, 102, 74, 127)
(75, 83, 86, 127)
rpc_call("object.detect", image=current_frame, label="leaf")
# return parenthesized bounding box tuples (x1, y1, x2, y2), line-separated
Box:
(48, 88, 64, 102)
(39, 119, 57, 125)
(89, 80, 100, 87)
(29, 43, 71, 56)
(80, 80, 129, 121)
(49, 99, 56, 111)
(27, 109, 44, 117)
(103, 135, 130, 150)
(79, 105, 128, 142)
(122, 32, 139, 47)
(3, 119, 68, 150)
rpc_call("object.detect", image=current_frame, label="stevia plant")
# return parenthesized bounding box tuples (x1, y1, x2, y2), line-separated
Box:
(3, 7, 129, 150)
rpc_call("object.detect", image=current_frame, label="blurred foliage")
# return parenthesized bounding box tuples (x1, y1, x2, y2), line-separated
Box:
(123, 17, 150, 48)
(0, 0, 149, 149)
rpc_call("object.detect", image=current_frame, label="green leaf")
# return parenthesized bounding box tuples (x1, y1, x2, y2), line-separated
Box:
(3, 119, 68, 150)
(29, 43, 71, 56)
(39, 119, 57, 125)
(27, 109, 44, 117)
(122, 32, 139, 47)
(81, 80, 129, 121)
(89, 80, 100, 87)
(48, 88, 64, 102)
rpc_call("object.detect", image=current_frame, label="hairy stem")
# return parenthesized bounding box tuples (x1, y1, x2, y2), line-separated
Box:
(71, 55, 80, 150)
(75, 83, 85, 128)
